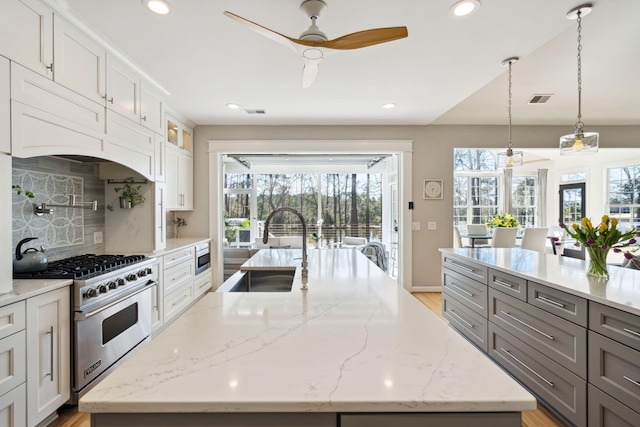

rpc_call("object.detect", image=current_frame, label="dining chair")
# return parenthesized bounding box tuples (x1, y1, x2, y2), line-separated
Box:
(453, 227, 470, 248)
(466, 224, 490, 247)
(491, 227, 518, 248)
(520, 227, 549, 252)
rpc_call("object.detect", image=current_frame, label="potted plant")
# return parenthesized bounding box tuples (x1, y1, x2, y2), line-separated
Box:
(107, 177, 145, 210)
(311, 232, 322, 248)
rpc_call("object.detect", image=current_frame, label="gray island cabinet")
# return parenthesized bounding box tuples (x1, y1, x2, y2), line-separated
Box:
(81, 249, 535, 427)
(440, 248, 640, 427)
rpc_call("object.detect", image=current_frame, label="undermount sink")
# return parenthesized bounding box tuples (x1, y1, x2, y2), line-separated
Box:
(219, 269, 296, 292)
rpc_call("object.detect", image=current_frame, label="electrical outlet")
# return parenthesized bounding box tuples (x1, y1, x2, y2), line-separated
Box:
(428, 221, 437, 230)
(94, 231, 103, 244)
(412, 222, 421, 231)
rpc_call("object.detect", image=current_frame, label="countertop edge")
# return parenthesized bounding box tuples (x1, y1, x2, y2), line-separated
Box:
(2, 279, 73, 307)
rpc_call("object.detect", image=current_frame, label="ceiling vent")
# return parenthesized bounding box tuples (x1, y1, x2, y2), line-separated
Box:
(528, 94, 553, 104)
(244, 109, 266, 114)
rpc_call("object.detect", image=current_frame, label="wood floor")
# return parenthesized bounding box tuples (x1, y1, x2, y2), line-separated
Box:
(47, 293, 566, 427)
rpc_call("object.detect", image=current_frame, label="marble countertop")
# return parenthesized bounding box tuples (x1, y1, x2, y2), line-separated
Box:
(80, 248, 535, 414)
(440, 248, 640, 316)
(2, 278, 72, 307)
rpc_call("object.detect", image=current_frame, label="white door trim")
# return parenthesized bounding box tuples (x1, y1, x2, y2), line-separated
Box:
(208, 139, 413, 291)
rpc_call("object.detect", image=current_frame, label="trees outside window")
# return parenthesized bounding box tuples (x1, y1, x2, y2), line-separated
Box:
(512, 176, 537, 227)
(224, 172, 383, 244)
(608, 165, 640, 223)
(454, 149, 499, 226)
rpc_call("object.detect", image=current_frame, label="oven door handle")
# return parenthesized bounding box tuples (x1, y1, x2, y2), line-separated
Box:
(75, 281, 158, 321)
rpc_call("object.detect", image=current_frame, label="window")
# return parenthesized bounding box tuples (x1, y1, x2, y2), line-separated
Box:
(454, 149, 500, 226)
(607, 164, 640, 223)
(512, 176, 537, 227)
(561, 172, 587, 182)
(223, 172, 384, 243)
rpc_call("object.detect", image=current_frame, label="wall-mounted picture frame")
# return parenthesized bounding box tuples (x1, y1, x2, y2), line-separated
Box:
(423, 179, 443, 200)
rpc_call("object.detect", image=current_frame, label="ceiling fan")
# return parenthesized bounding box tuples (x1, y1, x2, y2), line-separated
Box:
(224, 0, 408, 88)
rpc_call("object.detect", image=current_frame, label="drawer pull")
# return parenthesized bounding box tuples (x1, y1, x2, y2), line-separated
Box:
(500, 310, 555, 341)
(493, 279, 514, 289)
(623, 376, 640, 388)
(449, 261, 475, 273)
(536, 295, 566, 308)
(450, 282, 474, 298)
(623, 328, 640, 338)
(448, 309, 474, 329)
(501, 348, 554, 387)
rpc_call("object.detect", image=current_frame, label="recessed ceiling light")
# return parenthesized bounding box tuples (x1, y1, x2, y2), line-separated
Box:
(382, 103, 397, 109)
(143, 0, 172, 15)
(449, 0, 480, 17)
(226, 103, 241, 110)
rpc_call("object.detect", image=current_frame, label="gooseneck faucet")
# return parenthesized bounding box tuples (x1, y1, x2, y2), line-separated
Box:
(263, 207, 309, 289)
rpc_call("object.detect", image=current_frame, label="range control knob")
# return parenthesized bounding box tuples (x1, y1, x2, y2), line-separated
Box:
(117, 278, 125, 286)
(137, 269, 147, 277)
(145, 267, 153, 275)
(98, 284, 108, 294)
(84, 288, 98, 298)
(108, 281, 118, 290)
(126, 273, 137, 282)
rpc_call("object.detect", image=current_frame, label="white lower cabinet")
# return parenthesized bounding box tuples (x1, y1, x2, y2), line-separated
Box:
(0, 383, 26, 427)
(194, 271, 213, 297)
(26, 287, 70, 427)
(163, 248, 195, 324)
(0, 301, 27, 427)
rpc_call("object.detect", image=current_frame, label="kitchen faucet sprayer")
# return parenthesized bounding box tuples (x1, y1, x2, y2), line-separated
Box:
(263, 207, 309, 289)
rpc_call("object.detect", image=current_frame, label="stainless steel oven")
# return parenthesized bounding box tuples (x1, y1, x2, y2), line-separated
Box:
(70, 256, 158, 402)
(195, 241, 211, 275)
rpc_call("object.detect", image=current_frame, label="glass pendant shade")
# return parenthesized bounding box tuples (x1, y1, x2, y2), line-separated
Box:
(497, 148, 523, 168)
(559, 130, 599, 155)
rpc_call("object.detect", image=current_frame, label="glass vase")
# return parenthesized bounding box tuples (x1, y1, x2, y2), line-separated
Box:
(586, 247, 609, 278)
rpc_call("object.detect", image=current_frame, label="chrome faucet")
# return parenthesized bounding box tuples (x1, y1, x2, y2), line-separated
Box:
(263, 207, 309, 289)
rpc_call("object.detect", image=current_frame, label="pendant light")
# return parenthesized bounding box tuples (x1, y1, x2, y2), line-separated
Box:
(560, 3, 598, 155)
(497, 57, 523, 169)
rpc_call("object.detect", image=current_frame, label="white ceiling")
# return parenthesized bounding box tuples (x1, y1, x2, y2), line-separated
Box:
(48, 0, 640, 127)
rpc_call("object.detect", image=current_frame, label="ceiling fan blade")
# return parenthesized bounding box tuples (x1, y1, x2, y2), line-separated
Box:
(302, 59, 320, 89)
(223, 11, 299, 53)
(322, 26, 408, 50)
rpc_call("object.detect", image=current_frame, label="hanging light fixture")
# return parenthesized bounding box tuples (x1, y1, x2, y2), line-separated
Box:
(560, 3, 598, 155)
(497, 57, 523, 169)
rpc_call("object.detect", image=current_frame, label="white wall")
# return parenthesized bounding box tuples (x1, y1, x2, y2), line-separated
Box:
(185, 124, 640, 289)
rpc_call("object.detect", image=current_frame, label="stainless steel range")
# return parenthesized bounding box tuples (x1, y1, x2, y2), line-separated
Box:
(16, 254, 158, 403)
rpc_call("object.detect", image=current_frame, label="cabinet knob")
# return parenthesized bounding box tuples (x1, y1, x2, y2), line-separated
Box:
(141, 115, 147, 121)
(108, 97, 114, 104)
(46, 63, 54, 72)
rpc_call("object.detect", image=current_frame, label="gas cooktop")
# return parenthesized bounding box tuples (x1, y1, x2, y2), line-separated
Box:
(13, 254, 147, 280)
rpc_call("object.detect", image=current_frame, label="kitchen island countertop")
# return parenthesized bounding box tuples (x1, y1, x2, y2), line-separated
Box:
(80, 248, 535, 418)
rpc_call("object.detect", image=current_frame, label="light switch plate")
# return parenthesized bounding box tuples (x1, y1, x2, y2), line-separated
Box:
(412, 222, 421, 231)
(94, 231, 103, 244)
(428, 221, 437, 230)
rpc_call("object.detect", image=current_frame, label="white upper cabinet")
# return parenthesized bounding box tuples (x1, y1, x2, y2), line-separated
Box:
(106, 54, 139, 122)
(140, 83, 164, 135)
(53, 14, 106, 105)
(0, 0, 54, 78)
(0, 57, 9, 154)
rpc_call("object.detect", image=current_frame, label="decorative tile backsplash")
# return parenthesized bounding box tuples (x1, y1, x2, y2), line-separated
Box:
(12, 169, 85, 247)
(12, 157, 106, 261)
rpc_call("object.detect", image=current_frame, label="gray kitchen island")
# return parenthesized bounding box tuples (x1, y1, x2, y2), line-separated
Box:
(80, 249, 535, 427)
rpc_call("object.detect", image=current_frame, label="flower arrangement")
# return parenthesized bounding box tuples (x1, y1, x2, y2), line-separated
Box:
(486, 213, 519, 229)
(561, 215, 639, 278)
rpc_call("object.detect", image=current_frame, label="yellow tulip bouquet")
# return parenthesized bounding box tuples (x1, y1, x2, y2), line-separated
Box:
(486, 213, 520, 229)
(560, 215, 639, 277)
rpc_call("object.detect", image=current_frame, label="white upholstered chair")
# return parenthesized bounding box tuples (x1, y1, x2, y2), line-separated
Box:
(342, 236, 367, 249)
(491, 227, 518, 248)
(465, 224, 490, 247)
(453, 227, 470, 248)
(520, 227, 549, 252)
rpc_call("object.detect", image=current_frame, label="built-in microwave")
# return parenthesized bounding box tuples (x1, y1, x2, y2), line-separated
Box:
(195, 241, 211, 275)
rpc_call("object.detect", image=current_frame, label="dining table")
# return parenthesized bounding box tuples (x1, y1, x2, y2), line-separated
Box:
(460, 232, 523, 248)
